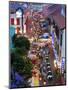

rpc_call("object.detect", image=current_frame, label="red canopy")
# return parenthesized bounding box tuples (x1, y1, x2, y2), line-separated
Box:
(52, 13, 65, 29)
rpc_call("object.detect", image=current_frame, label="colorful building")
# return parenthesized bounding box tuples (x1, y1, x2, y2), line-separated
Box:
(10, 8, 23, 48)
(10, 8, 23, 34)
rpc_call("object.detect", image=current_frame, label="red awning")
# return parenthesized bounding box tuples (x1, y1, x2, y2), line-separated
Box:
(52, 13, 65, 29)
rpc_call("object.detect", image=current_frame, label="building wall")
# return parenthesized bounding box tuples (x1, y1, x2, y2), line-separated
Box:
(10, 13, 22, 34)
(61, 29, 65, 74)
(10, 12, 23, 48)
(61, 29, 65, 58)
(9, 26, 15, 48)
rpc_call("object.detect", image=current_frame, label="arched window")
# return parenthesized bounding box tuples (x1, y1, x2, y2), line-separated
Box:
(16, 8, 22, 18)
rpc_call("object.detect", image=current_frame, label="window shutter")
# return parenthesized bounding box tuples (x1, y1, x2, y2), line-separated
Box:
(16, 18, 20, 25)
(11, 18, 14, 25)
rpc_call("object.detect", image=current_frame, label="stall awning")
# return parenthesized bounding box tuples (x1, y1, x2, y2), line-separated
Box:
(52, 13, 65, 30)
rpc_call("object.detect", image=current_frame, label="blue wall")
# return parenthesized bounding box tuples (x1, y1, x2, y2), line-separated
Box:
(9, 26, 15, 48)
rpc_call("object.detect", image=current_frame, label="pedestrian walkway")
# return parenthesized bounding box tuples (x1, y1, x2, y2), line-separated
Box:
(51, 32, 58, 61)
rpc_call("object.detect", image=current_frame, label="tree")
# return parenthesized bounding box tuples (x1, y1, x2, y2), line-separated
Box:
(10, 34, 32, 88)
(12, 34, 30, 52)
(11, 51, 33, 77)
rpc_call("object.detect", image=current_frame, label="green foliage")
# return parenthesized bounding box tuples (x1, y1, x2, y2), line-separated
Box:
(12, 34, 30, 51)
(11, 34, 33, 78)
(11, 51, 33, 77)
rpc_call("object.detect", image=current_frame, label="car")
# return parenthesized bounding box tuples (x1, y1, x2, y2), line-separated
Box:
(47, 72, 53, 81)
(38, 32, 51, 43)
(45, 55, 49, 58)
(47, 65, 51, 68)
(45, 57, 49, 59)
(40, 20, 49, 30)
(47, 66, 51, 71)
(46, 58, 49, 61)
(47, 71, 52, 75)
(39, 33, 49, 39)
(47, 75, 53, 80)
(46, 63, 51, 66)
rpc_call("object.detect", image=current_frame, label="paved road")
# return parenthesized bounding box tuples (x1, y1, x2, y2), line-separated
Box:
(39, 45, 55, 86)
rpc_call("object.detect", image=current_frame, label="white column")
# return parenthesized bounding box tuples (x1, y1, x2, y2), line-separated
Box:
(23, 15, 26, 34)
